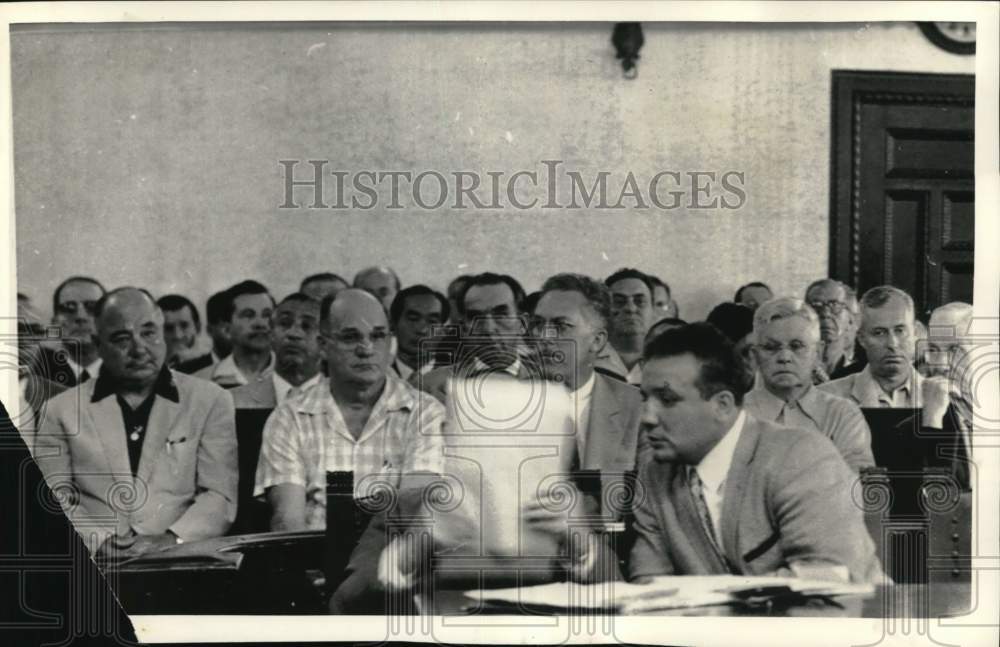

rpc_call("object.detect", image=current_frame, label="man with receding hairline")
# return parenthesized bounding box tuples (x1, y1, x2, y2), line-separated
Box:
(35, 287, 238, 557)
(820, 286, 923, 408)
(255, 289, 446, 532)
(353, 266, 401, 312)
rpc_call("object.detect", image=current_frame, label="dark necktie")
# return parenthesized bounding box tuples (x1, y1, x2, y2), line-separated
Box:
(78, 369, 91, 384)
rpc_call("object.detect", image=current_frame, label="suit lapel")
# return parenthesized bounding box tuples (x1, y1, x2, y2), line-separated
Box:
(584, 375, 624, 469)
(720, 416, 761, 566)
(136, 393, 185, 485)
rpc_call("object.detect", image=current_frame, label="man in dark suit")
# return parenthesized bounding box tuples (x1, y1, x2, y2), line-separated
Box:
(628, 323, 882, 584)
(34, 287, 238, 558)
(177, 289, 232, 374)
(34, 276, 106, 388)
(805, 278, 864, 381)
(411, 272, 531, 402)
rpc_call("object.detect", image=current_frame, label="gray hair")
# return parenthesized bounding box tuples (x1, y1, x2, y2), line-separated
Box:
(752, 297, 821, 343)
(859, 286, 915, 323)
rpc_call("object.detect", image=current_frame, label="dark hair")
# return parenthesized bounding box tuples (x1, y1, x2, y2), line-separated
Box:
(447, 274, 473, 298)
(224, 280, 274, 321)
(706, 302, 754, 344)
(804, 278, 848, 301)
(388, 285, 450, 327)
(456, 272, 526, 316)
(93, 286, 157, 319)
(643, 322, 746, 405)
(647, 274, 671, 299)
(205, 290, 230, 327)
(52, 276, 106, 315)
(734, 281, 772, 303)
(300, 272, 348, 292)
(644, 316, 688, 349)
(277, 292, 321, 309)
(352, 266, 401, 292)
(604, 267, 655, 298)
(156, 294, 201, 331)
(539, 273, 612, 328)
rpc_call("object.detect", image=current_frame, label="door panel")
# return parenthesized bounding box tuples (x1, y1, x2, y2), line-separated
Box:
(830, 71, 974, 319)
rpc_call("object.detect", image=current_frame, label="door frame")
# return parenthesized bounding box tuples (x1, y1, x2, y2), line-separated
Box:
(828, 70, 975, 289)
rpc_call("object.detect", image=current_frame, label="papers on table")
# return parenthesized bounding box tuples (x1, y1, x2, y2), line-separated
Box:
(463, 575, 875, 614)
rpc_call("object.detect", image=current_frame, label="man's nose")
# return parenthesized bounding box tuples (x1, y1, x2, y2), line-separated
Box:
(640, 401, 659, 427)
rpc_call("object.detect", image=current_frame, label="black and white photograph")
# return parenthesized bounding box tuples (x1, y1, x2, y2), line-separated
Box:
(0, 2, 997, 645)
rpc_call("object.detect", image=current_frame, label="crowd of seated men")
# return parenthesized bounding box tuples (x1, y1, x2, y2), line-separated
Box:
(16, 265, 975, 610)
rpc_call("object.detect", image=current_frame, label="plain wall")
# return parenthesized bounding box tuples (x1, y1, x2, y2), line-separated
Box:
(12, 22, 974, 322)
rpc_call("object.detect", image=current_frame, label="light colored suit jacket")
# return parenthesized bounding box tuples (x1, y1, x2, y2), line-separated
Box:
(629, 414, 882, 584)
(581, 373, 643, 472)
(34, 370, 238, 555)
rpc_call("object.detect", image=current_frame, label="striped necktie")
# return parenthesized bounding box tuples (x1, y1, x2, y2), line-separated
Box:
(688, 467, 732, 572)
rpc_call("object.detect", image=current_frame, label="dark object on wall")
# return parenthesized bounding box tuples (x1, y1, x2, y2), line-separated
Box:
(829, 71, 974, 318)
(612, 23, 644, 79)
(917, 22, 976, 55)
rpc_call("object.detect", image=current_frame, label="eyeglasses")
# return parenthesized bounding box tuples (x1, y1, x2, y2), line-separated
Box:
(56, 300, 98, 316)
(528, 318, 577, 337)
(323, 330, 391, 348)
(808, 300, 848, 315)
(757, 340, 814, 357)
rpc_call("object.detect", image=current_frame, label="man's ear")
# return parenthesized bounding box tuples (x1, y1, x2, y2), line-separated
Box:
(711, 390, 738, 419)
(590, 327, 608, 356)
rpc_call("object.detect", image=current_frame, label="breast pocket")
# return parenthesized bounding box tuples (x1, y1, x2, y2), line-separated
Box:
(150, 432, 197, 498)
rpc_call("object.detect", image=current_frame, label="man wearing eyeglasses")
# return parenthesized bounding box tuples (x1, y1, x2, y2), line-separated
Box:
(804, 279, 864, 381)
(34, 287, 238, 558)
(255, 289, 446, 532)
(743, 298, 874, 472)
(411, 272, 531, 403)
(33, 276, 106, 387)
(596, 268, 656, 385)
(530, 273, 644, 475)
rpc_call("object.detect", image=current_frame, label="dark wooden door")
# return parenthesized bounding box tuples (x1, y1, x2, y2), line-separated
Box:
(830, 71, 974, 319)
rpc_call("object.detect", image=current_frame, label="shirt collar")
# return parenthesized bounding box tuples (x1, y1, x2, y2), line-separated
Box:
(91, 364, 179, 403)
(695, 410, 747, 495)
(572, 372, 596, 399)
(748, 381, 820, 420)
(297, 373, 415, 415)
(472, 356, 521, 376)
(272, 370, 322, 403)
(66, 355, 102, 379)
(211, 352, 274, 384)
(855, 365, 921, 406)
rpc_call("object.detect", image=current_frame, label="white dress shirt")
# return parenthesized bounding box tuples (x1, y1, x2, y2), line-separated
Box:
(571, 373, 596, 461)
(65, 355, 102, 381)
(693, 410, 747, 543)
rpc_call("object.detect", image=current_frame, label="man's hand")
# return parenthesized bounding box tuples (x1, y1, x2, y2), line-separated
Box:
(522, 490, 577, 539)
(98, 532, 178, 560)
(377, 533, 429, 592)
(922, 375, 951, 429)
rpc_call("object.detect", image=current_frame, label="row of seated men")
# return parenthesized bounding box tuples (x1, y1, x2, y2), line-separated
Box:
(20, 267, 974, 611)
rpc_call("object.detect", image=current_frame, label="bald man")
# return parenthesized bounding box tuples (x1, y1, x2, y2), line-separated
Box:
(254, 289, 446, 531)
(35, 288, 238, 558)
(352, 266, 401, 312)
